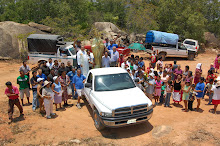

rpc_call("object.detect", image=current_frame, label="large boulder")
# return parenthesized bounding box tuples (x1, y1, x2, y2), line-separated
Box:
(0, 21, 45, 58)
(91, 22, 127, 39)
(204, 32, 220, 49)
(28, 22, 52, 33)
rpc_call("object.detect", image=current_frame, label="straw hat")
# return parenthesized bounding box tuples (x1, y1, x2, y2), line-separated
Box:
(43, 80, 51, 87)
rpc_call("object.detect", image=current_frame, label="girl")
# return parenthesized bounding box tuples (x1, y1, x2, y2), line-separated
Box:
(164, 80, 173, 107)
(214, 54, 220, 73)
(194, 63, 202, 85)
(173, 74, 182, 104)
(195, 77, 205, 112)
(182, 81, 191, 112)
(42, 81, 55, 119)
(37, 78, 44, 113)
(52, 76, 63, 111)
(186, 71, 193, 85)
(154, 76, 162, 105)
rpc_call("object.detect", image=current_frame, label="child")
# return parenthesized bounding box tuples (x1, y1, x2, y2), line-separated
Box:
(188, 84, 196, 111)
(182, 81, 191, 112)
(154, 76, 162, 105)
(210, 63, 215, 74)
(207, 79, 214, 105)
(160, 82, 166, 104)
(164, 80, 173, 107)
(158, 67, 163, 76)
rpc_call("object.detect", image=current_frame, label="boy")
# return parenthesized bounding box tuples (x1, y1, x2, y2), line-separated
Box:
(188, 84, 196, 111)
(207, 79, 214, 105)
(160, 82, 166, 104)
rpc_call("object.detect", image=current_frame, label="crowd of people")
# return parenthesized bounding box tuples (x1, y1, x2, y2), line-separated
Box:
(4, 38, 220, 124)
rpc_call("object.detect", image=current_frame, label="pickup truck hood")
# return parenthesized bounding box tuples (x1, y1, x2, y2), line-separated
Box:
(93, 87, 152, 110)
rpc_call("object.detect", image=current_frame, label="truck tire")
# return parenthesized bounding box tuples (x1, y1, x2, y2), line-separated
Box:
(93, 109, 105, 131)
(188, 54, 194, 60)
(158, 53, 166, 61)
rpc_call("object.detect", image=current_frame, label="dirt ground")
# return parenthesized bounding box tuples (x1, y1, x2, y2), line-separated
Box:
(0, 52, 220, 146)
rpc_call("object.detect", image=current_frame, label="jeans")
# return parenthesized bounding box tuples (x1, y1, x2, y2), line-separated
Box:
(159, 93, 164, 103)
(188, 100, 194, 110)
(32, 90, 39, 110)
(202, 87, 207, 99)
(208, 93, 213, 104)
(8, 98, 23, 119)
(71, 84, 78, 99)
(165, 93, 171, 107)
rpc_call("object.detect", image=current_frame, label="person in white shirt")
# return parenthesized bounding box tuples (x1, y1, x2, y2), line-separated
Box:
(109, 46, 119, 67)
(133, 60, 139, 71)
(46, 58, 54, 69)
(86, 49, 94, 69)
(77, 45, 89, 77)
(102, 51, 111, 68)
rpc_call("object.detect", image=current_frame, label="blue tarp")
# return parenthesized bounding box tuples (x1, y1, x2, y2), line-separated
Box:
(145, 30, 179, 45)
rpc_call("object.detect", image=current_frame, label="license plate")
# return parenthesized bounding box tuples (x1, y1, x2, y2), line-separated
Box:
(127, 119, 136, 124)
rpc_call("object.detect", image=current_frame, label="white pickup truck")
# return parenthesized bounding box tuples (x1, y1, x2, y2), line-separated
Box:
(27, 34, 77, 65)
(146, 42, 197, 60)
(83, 67, 153, 130)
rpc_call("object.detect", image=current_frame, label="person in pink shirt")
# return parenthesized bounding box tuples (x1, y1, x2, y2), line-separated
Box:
(154, 76, 162, 105)
(5, 81, 23, 123)
(173, 65, 183, 80)
(214, 54, 220, 73)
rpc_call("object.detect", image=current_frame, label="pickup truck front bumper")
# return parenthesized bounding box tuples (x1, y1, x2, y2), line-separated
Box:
(100, 109, 153, 127)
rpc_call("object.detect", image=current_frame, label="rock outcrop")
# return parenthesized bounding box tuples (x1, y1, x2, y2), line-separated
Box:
(28, 22, 52, 33)
(0, 21, 45, 58)
(204, 32, 220, 49)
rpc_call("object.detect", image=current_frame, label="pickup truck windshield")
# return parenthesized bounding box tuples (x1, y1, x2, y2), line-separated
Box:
(69, 47, 76, 55)
(184, 41, 196, 46)
(95, 73, 135, 91)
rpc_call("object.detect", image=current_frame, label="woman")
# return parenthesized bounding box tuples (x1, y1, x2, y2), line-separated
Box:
(42, 80, 55, 119)
(206, 70, 217, 84)
(52, 60, 60, 76)
(145, 73, 156, 101)
(214, 54, 220, 73)
(186, 71, 193, 85)
(194, 63, 202, 85)
(210, 78, 220, 114)
(51, 76, 62, 111)
(154, 75, 162, 105)
(182, 81, 191, 112)
(173, 65, 183, 80)
(59, 71, 71, 106)
(173, 74, 182, 104)
(37, 78, 44, 113)
(195, 77, 205, 112)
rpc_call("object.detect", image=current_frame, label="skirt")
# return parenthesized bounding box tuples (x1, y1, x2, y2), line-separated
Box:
(194, 77, 200, 85)
(155, 88, 161, 96)
(54, 93, 62, 104)
(212, 99, 220, 105)
(173, 90, 182, 102)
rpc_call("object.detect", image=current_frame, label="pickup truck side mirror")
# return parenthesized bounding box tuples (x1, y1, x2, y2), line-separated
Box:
(134, 79, 139, 82)
(85, 83, 92, 88)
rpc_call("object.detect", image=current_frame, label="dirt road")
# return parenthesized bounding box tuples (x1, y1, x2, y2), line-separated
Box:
(0, 52, 219, 146)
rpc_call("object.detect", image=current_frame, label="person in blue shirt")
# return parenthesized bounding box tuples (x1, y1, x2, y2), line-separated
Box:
(107, 40, 118, 50)
(73, 69, 86, 109)
(37, 69, 47, 81)
(195, 77, 205, 112)
(138, 57, 145, 69)
(67, 67, 77, 99)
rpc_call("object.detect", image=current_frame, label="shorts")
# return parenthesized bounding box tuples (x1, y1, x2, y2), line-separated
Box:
(76, 89, 83, 97)
(20, 88, 30, 99)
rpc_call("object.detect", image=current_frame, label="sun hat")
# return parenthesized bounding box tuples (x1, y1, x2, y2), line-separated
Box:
(53, 76, 58, 81)
(149, 73, 155, 78)
(43, 80, 51, 87)
(37, 78, 44, 82)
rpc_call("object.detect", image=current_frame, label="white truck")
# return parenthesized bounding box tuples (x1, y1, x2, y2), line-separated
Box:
(183, 39, 199, 52)
(83, 67, 153, 130)
(27, 34, 77, 65)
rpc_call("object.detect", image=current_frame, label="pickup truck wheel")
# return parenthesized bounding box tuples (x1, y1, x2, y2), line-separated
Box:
(158, 53, 166, 61)
(93, 110, 105, 131)
(188, 54, 194, 60)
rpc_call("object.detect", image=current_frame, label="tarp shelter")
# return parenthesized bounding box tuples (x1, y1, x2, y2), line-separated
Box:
(145, 30, 179, 45)
(27, 34, 64, 52)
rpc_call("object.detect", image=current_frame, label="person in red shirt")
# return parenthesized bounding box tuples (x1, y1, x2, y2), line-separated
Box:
(151, 51, 157, 69)
(118, 54, 124, 67)
(5, 81, 23, 123)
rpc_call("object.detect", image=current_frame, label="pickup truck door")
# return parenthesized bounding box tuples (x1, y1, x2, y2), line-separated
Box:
(84, 72, 93, 104)
(176, 44, 188, 57)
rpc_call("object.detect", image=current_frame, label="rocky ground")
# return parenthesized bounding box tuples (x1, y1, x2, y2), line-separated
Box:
(0, 52, 220, 146)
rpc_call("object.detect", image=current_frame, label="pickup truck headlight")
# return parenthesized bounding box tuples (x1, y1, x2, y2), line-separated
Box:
(148, 104, 153, 110)
(100, 112, 112, 117)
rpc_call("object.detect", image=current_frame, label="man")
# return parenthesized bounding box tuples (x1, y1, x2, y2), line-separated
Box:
(107, 40, 118, 50)
(138, 57, 145, 70)
(102, 51, 111, 68)
(151, 51, 157, 69)
(74, 40, 81, 51)
(115, 34, 122, 47)
(73, 69, 86, 109)
(66, 61, 73, 73)
(47, 69, 56, 83)
(67, 67, 77, 99)
(58, 62, 67, 76)
(87, 49, 94, 70)
(37, 69, 47, 81)
(109, 46, 119, 67)
(183, 65, 189, 76)
(5, 81, 23, 123)
(19, 61, 31, 88)
(133, 60, 139, 71)
(30, 71, 39, 111)
(40, 61, 50, 76)
(17, 70, 30, 105)
(46, 58, 54, 69)
(104, 38, 110, 48)
(77, 44, 89, 77)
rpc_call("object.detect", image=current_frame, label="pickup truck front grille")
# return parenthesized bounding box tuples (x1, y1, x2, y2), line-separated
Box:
(113, 104, 148, 117)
